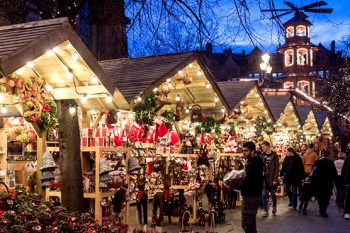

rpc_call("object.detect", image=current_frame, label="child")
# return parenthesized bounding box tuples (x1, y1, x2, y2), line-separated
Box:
(299, 177, 312, 215)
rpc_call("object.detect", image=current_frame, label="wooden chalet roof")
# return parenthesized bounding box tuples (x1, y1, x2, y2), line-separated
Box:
(99, 52, 230, 113)
(296, 105, 313, 125)
(217, 81, 256, 111)
(264, 95, 291, 121)
(0, 18, 129, 111)
(99, 52, 194, 102)
(314, 111, 329, 131)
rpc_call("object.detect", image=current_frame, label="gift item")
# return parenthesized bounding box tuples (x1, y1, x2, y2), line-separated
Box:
(127, 123, 141, 142)
(128, 156, 142, 173)
(99, 157, 113, 175)
(223, 169, 246, 190)
(40, 152, 57, 170)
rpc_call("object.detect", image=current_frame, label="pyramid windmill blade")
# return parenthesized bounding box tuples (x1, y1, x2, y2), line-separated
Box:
(271, 10, 294, 19)
(284, 1, 297, 10)
(299, 1, 327, 10)
(304, 8, 334, 13)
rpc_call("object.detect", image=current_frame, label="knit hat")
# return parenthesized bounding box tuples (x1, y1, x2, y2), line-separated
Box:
(128, 156, 142, 173)
(99, 157, 113, 175)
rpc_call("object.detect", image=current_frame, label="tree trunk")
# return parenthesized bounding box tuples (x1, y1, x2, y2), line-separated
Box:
(57, 100, 84, 212)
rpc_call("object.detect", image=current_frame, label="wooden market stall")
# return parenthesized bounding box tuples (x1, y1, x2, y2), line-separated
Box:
(0, 18, 130, 225)
(295, 106, 319, 143)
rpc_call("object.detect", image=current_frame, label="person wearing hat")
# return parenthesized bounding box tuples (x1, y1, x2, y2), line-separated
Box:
(136, 179, 148, 225)
(238, 141, 264, 233)
(303, 143, 318, 176)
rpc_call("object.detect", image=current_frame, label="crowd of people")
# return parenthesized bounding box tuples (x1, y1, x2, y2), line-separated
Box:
(238, 141, 350, 233)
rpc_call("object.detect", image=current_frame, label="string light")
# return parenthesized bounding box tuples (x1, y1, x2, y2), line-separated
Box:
(66, 71, 73, 79)
(166, 78, 171, 83)
(178, 70, 183, 75)
(214, 97, 219, 102)
(69, 105, 76, 114)
(106, 96, 112, 103)
(81, 95, 87, 103)
(175, 95, 181, 102)
(1, 105, 7, 114)
(197, 70, 202, 76)
(46, 50, 54, 56)
(221, 108, 225, 113)
(206, 82, 211, 88)
(153, 87, 158, 93)
(91, 76, 98, 84)
(26, 61, 34, 68)
(72, 52, 79, 60)
(53, 47, 60, 53)
(0, 94, 4, 101)
(185, 108, 190, 114)
(188, 63, 193, 68)
(46, 85, 53, 92)
(137, 96, 142, 102)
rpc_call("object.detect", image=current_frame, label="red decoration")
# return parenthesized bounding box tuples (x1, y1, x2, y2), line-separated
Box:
(127, 123, 140, 142)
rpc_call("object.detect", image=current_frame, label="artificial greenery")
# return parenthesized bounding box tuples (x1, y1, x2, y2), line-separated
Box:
(161, 109, 180, 129)
(134, 92, 157, 125)
(251, 115, 274, 136)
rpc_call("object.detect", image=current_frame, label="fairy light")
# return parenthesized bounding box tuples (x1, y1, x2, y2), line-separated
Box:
(53, 47, 60, 53)
(0, 94, 4, 101)
(197, 70, 202, 76)
(72, 52, 79, 60)
(185, 108, 190, 114)
(46, 50, 53, 56)
(45, 85, 53, 92)
(175, 95, 181, 102)
(69, 105, 76, 114)
(91, 76, 98, 84)
(26, 61, 34, 68)
(214, 97, 219, 102)
(81, 95, 87, 103)
(153, 87, 158, 93)
(137, 96, 142, 102)
(66, 71, 73, 79)
(106, 96, 112, 103)
(178, 70, 183, 75)
(206, 82, 211, 88)
(1, 105, 7, 114)
(221, 108, 225, 113)
(188, 63, 193, 68)
(166, 78, 171, 83)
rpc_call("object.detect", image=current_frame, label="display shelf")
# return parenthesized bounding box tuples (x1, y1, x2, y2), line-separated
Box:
(44, 146, 131, 225)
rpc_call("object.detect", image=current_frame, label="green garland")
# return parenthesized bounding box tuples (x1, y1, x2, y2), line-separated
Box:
(161, 110, 180, 129)
(251, 115, 274, 136)
(134, 92, 157, 125)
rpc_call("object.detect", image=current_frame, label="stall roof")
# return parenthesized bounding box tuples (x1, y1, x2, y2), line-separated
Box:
(264, 95, 291, 121)
(99, 52, 230, 113)
(314, 111, 329, 131)
(296, 105, 313, 125)
(0, 18, 128, 110)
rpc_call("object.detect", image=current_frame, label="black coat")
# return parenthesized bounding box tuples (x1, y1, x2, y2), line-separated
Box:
(240, 156, 264, 198)
(314, 157, 337, 198)
(341, 154, 350, 186)
(283, 154, 305, 186)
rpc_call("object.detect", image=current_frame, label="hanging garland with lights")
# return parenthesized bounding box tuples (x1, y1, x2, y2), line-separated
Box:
(251, 115, 274, 137)
(0, 74, 58, 133)
(161, 110, 180, 129)
(134, 91, 158, 125)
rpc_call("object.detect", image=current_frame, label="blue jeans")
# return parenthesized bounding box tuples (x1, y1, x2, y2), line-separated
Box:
(284, 184, 292, 205)
(291, 185, 298, 208)
(262, 187, 277, 212)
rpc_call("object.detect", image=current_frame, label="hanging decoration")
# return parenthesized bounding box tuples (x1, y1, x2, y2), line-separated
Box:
(172, 73, 193, 86)
(161, 110, 180, 129)
(158, 82, 171, 101)
(0, 74, 58, 133)
(134, 92, 157, 125)
(190, 104, 206, 123)
(251, 115, 274, 137)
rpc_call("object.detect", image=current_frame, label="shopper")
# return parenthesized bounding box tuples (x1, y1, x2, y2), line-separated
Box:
(279, 150, 293, 207)
(283, 147, 306, 210)
(239, 141, 264, 233)
(260, 141, 279, 217)
(299, 177, 312, 215)
(303, 143, 318, 176)
(313, 150, 337, 217)
(341, 144, 350, 219)
(335, 152, 346, 209)
(300, 143, 307, 157)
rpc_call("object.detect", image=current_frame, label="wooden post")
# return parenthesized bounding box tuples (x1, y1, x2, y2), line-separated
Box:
(35, 131, 46, 195)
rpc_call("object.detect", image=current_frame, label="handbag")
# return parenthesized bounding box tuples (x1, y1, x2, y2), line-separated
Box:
(178, 211, 193, 233)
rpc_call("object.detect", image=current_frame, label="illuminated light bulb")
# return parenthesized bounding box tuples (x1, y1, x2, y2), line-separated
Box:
(255, 94, 259, 97)
(66, 43, 72, 49)
(166, 78, 171, 82)
(214, 97, 219, 102)
(45, 85, 53, 91)
(178, 70, 183, 75)
(81, 95, 87, 103)
(221, 108, 225, 113)
(72, 52, 79, 60)
(206, 83, 211, 88)
(175, 95, 181, 102)
(167, 82, 172, 88)
(106, 96, 112, 103)
(129, 113, 134, 119)
(0, 94, 4, 101)
(53, 47, 60, 53)
(1, 105, 7, 114)
(90, 110, 96, 114)
(188, 63, 193, 68)
(26, 61, 34, 68)
(46, 50, 53, 56)
(137, 96, 142, 102)
(267, 119, 271, 123)
(91, 76, 98, 84)
(117, 112, 121, 117)
(197, 70, 202, 76)
(69, 105, 76, 114)
(153, 87, 158, 93)
(185, 108, 190, 114)
(66, 72, 73, 79)
(264, 110, 267, 114)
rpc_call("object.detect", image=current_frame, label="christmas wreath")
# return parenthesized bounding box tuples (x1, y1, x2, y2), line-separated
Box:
(251, 115, 274, 137)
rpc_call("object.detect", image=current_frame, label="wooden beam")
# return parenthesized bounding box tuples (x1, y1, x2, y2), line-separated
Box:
(92, 111, 104, 128)
(50, 85, 108, 100)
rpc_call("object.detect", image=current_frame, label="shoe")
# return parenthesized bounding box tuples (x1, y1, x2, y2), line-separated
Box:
(298, 209, 302, 214)
(302, 211, 307, 216)
(289, 206, 297, 210)
(262, 211, 269, 217)
(288, 203, 292, 207)
(344, 213, 350, 219)
(272, 206, 277, 214)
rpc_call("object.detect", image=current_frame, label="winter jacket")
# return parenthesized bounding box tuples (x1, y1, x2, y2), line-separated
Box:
(341, 154, 350, 186)
(313, 157, 337, 198)
(261, 151, 279, 188)
(303, 149, 318, 175)
(240, 155, 264, 198)
(283, 154, 306, 186)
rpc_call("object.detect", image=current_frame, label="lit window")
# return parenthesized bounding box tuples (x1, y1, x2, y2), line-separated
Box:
(286, 26, 294, 38)
(284, 82, 294, 89)
(285, 49, 294, 67)
(297, 48, 308, 66)
(296, 25, 306, 36)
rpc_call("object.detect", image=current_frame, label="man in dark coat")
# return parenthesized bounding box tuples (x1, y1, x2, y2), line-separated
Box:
(313, 150, 337, 217)
(341, 144, 350, 219)
(279, 150, 293, 207)
(280, 147, 306, 210)
(260, 141, 279, 216)
(239, 141, 264, 233)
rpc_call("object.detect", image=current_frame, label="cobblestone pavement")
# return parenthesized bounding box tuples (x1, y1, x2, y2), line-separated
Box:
(126, 196, 350, 233)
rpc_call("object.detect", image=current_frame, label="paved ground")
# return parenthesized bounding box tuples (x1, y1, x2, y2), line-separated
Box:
(126, 196, 350, 233)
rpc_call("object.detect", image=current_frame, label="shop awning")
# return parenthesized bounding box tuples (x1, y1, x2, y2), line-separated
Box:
(296, 106, 318, 135)
(0, 18, 129, 111)
(217, 80, 274, 123)
(99, 52, 229, 114)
